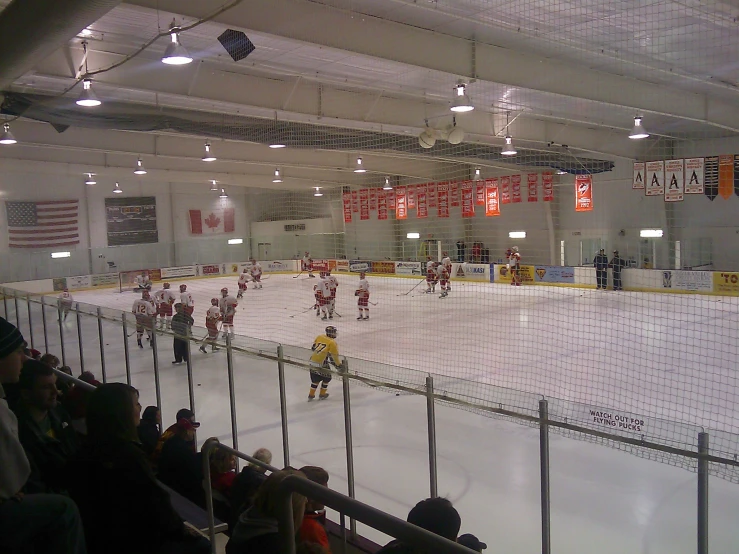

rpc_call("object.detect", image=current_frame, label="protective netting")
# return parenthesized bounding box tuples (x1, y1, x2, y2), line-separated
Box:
(1, 0, 739, 483)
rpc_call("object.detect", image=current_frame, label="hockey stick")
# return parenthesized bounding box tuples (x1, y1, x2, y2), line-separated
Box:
(369, 301, 379, 306)
(333, 310, 342, 318)
(289, 305, 317, 318)
(293, 270, 304, 279)
(398, 278, 425, 296)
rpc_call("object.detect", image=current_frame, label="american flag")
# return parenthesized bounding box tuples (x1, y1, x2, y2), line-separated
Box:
(6, 200, 80, 249)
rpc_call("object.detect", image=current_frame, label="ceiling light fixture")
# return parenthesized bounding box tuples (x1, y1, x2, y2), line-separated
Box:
(85, 173, 96, 185)
(272, 168, 283, 183)
(0, 123, 16, 145)
(354, 157, 366, 173)
(269, 142, 286, 149)
(447, 117, 465, 144)
(162, 21, 193, 65)
(113, 182, 122, 194)
(383, 176, 393, 190)
(501, 112, 517, 156)
(419, 125, 436, 149)
(556, 169, 568, 175)
(473, 168, 482, 181)
(202, 142, 216, 162)
(133, 157, 147, 175)
(76, 78, 101, 107)
(629, 116, 649, 140)
(314, 187, 323, 197)
(220, 188, 228, 198)
(210, 180, 218, 191)
(450, 83, 474, 113)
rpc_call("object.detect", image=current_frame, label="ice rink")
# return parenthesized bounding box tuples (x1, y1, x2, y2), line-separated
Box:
(4, 273, 739, 553)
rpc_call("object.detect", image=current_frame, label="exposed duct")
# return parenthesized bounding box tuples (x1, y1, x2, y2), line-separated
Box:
(1, 92, 615, 174)
(0, 0, 123, 89)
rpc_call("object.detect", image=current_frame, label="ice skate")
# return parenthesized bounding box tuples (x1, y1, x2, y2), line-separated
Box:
(319, 392, 329, 400)
(364, 315, 369, 320)
(321, 315, 328, 321)
(211, 346, 219, 352)
(137, 339, 143, 348)
(357, 315, 363, 320)
(308, 393, 315, 401)
(199, 346, 207, 354)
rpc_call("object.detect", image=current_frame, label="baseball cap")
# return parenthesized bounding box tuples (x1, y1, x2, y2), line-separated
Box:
(0, 317, 25, 359)
(458, 534, 487, 551)
(176, 408, 200, 428)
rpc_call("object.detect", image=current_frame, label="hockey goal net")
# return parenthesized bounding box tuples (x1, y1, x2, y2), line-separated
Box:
(118, 269, 160, 293)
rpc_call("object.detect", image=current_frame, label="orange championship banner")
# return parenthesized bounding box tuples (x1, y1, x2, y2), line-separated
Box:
(416, 185, 428, 218)
(407, 184, 416, 209)
(359, 189, 370, 220)
(485, 179, 500, 216)
(351, 190, 359, 212)
(437, 183, 450, 217)
(501, 176, 511, 204)
(542, 171, 554, 201)
(428, 183, 437, 208)
(461, 181, 475, 217)
(450, 182, 460, 207)
(342, 192, 352, 223)
(475, 181, 486, 205)
(377, 190, 388, 220)
(511, 175, 522, 203)
(719, 154, 734, 199)
(369, 188, 377, 210)
(395, 186, 407, 219)
(527, 173, 539, 202)
(387, 189, 395, 210)
(575, 175, 593, 211)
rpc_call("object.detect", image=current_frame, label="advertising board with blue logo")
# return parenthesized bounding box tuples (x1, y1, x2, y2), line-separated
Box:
(451, 263, 489, 282)
(349, 260, 371, 273)
(534, 266, 575, 284)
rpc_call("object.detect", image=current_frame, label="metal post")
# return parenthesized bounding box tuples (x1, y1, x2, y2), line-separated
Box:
(76, 304, 85, 373)
(277, 344, 290, 467)
(97, 307, 107, 383)
(425, 375, 438, 498)
(26, 295, 34, 350)
(185, 338, 195, 415)
(539, 399, 551, 554)
(57, 304, 66, 366)
(122, 316, 131, 385)
(226, 334, 239, 453)
(2, 288, 7, 319)
(201, 438, 218, 554)
(14, 293, 20, 329)
(40, 297, 49, 354)
(151, 330, 162, 410)
(698, 432, 709, 554)
(341, 359, 357, 538)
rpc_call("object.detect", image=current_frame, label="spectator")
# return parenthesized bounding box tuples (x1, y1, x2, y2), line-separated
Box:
(376, 497, 461, 553)
(211, 447, 238, 496)
(229, 447, 272, 530)
(56, 365, 75, 398)
(457, 533, 487, 552)
(138, 405, 161, 458)
(297, 544, 329, 554)
(158, 416, 205, 506)
(299, 466, 331, 553)
(171, 303, 194, 365)
(14, 359, 79, 493)
(63, 371, 101, 435)
(68, 382, 209, 554)
(40, 353, 60, 369)
(0, 317, 87, 554)
(227, 468, 307, 554)
(153, 407, 200, 466)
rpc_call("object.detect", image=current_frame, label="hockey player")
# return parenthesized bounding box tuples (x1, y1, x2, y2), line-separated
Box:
(179, 284, 194, 316)
(58, 288, 73, 321)
(199, 298, 221, 354)
(356, 271, 370, 319)
(308, 325, 342, 401)
(303, 251, 315, 278)
(506, 246, 521, 286)
(313, 283, 322, 318)
(249, 258, 263, 289)
(609, 250, 627, 291)
(327, 270, 338, 317)
(219, 287, 238, 339)
(594, 248, 609, 290)
(317, 271, 332, 320)
(425, 260, 438, 294)
(135, 272, 152, 291)
(437, 262, 450, 298)
(154, 282, 176, 329)
(132, 290, 156, 348)
(441, 252, 452, 292)
(237, 268, 250, 299)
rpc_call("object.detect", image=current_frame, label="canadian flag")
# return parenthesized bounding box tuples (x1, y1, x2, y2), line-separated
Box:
(189, 208, 235, 234)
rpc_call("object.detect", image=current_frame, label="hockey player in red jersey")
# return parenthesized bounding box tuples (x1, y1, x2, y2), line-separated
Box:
(249, 259, 263, 289)
(317, 271, 332, 320)
(327, 270, 338, 318)
(179, 284, 195, 315)
(199, 298, 222, 354)
(237, 268, 250, 299)
(303, 251, 315, 278)
(154, 282, 176, 330)
(355, 272, 370, 319)
(506, 246, 521, 286)
(425, 259, 438, 294)
(219, 287, 238, 339)
(132, 290, 156, 347)
(437, 262, 450, 298)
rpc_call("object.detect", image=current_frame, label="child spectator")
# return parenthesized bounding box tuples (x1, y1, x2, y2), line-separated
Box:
(210, 448, 238, 496)
(299, 465, 331, 553)
(458, 533, 487, 552)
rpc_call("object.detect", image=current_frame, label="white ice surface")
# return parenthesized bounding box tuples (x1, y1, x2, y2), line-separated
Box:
(4, 273, 739, 553)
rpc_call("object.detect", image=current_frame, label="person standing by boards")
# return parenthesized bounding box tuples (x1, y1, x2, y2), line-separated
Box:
(594, 248, 609, 290)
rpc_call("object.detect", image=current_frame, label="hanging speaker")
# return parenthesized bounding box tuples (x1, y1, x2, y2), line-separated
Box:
(218, 29, 255, 62)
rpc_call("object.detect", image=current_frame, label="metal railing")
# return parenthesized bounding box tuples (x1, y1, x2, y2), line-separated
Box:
(1, 285, 734, 554)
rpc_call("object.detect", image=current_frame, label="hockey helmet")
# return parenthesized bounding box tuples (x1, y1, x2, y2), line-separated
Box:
(163, 282, 170, 289)
(221, 287, 229, 296)
(179, 284, 187, 292)
(63, 287, 69, 292)
(359, 271, 366, 277)
(142, 290, 150, 299)
(325, 326, 337, 339)
(242, 268, 249, 273)
(320, 270, 328, 277)
(211, 298, 219, 306)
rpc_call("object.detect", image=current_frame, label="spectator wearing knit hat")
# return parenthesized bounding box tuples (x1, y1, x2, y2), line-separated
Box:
(0, 317, 87, 554)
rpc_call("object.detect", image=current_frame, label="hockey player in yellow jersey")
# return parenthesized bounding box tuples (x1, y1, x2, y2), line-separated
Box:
(309, 326, 341, 401)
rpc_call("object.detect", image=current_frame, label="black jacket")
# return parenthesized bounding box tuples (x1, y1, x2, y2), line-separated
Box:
(226, 507, 282, 554)
(594, 253, 609, 270)
(158, 433, 204, 506)
(137, 419, 160, 458)
(14, 404, 78, 493)
(229, 466, 268, 530)
(171, 313, 194, 338)
(68, 439, 186, 554)
(609, 256, 627, 272)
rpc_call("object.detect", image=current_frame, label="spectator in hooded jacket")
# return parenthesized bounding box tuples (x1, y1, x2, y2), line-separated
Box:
(68, 382, 209, 554)
(299, 466, 331, 553)
(137, 405, 161, 458)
